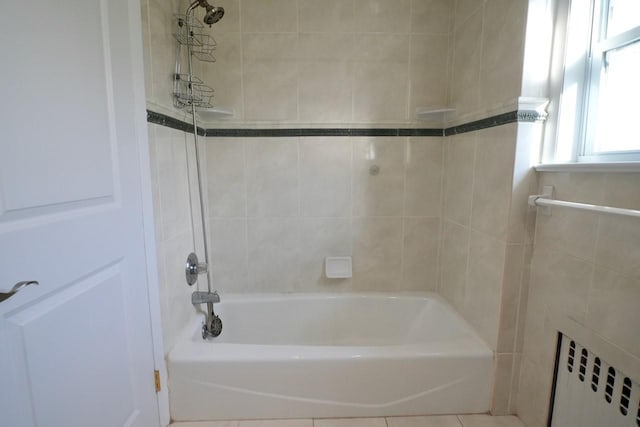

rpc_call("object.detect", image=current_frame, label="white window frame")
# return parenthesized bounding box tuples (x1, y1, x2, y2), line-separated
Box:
(553, 0, 640, 164)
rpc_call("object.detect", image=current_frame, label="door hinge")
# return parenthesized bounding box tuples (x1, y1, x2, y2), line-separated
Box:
(154, 370, 161, 392)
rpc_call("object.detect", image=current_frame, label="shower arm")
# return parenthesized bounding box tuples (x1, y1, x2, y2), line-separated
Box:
(187, 0, 202, 14)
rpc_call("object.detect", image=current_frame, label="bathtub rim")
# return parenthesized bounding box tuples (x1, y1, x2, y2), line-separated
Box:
(169, 291, 493, 362)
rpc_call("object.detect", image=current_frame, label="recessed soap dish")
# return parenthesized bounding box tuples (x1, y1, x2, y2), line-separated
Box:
(325, 257, 352, 279)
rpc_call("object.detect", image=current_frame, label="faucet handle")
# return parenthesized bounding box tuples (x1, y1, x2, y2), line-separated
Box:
(185, 252, 208, 286)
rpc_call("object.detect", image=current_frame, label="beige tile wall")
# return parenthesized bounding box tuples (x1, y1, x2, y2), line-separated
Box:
(141, 0, 184, 111)
(148, 124, 207, 354)
(438, 0, 534, 414)
(142, 3, 640, 427)
(439, 122, 538, 415)
(195, 0, 451, 124)
(203, 136, 444, 293)
(139, 0, 450, 354)
(516, 171, 640, 427)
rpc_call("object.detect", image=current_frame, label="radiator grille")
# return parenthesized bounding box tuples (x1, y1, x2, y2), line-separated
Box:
(550, 335, 640, 427)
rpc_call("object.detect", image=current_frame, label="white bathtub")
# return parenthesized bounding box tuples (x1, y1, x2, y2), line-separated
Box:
(168, 293, 493, 421)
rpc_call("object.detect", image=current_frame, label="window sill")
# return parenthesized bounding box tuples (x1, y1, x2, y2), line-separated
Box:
(535, 162, 640, 173)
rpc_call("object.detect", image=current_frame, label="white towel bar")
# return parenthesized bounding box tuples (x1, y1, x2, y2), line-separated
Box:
(529, 186, 640, 219)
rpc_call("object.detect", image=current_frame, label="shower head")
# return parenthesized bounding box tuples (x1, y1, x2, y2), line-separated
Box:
(203, 6, 224, 26)
(188, 0, 224, 27)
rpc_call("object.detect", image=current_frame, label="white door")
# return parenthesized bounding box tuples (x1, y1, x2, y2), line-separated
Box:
(0, 1, 161, 426)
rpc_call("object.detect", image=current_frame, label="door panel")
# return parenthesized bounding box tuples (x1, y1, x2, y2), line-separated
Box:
(0, 0, 115, 215)
(7, 265, 137, 426)
(0, 0, 160, 426)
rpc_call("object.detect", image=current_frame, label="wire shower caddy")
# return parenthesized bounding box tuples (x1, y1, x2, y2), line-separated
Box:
(173, 14, 217, 109)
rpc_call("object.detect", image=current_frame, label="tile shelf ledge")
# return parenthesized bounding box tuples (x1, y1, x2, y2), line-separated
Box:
(535, 162, 640, 173)
(416, 107, 456, 121)
(197, 107, 235, 121)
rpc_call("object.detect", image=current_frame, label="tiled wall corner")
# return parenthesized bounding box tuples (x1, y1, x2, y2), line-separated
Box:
(438, 121, 539, 415)
(478, 0, 527, 111)
(491, 121, 541, 415)
(447, 0, 528, 125)
(142, 0, 185, 111)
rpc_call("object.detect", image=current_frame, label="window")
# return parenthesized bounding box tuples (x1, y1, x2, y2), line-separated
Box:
(553, 0, 640, 163)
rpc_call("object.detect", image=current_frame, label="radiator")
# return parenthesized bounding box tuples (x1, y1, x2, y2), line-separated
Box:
(550, 335, 640, 426)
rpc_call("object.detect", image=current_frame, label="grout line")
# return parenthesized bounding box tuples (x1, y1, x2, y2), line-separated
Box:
(296, 137, 302, 292)
(297, 137, 302, 218)
(295, 0, 300, 123)
(206, 215, 443, 221)
(352, 0, 359, 124)
(476, 4, 487, 109)
(235, 31, 450, 35)
(506, 247, 528, 412)
(350, 136, 356, 289)
(506, 352, 520, 411)
(407, 34, 413, 121)
(447, 2, 457, 113)
(238, 0, 245, 121)
(400, 138, 409, 290)
(438, 139, 451, 296)
(512, 244, 529, 353)
(462, 133, 479, 308)
(444, 2, 453, 114)
(242, 139, 250, 293)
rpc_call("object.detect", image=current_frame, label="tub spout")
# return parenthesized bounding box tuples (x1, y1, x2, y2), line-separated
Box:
(192, 291, 222, 338)
(202, 301, 223, 338)
(192, 290, 220, 305)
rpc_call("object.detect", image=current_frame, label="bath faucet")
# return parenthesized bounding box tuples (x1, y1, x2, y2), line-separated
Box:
(192, 291, 222, 339)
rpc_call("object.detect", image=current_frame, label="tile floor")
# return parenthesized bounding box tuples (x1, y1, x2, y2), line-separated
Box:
(170, 415, 526, 427)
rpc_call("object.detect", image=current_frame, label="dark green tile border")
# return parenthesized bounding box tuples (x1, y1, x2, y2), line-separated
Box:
(147, 110, 205, 136)
(204, 127, 443, 137)
(443, 111, 518, 136)
(147, 109, 542, 138)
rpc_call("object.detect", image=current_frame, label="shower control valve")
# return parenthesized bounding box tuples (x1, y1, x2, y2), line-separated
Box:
(185, 252, 208, 286)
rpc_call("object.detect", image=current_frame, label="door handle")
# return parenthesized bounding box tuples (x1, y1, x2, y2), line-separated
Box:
(0, 281, 39, 303)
